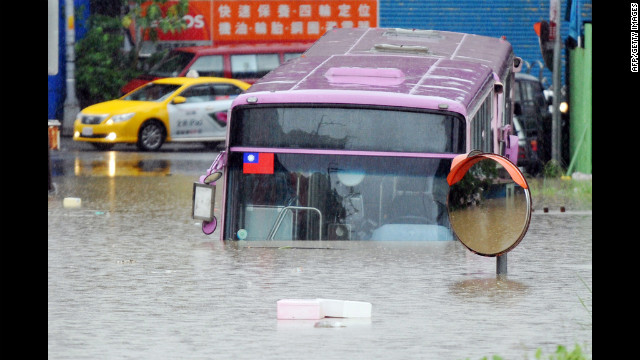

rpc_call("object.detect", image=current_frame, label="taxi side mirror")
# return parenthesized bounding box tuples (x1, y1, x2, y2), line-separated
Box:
(172, 96, 187, 104)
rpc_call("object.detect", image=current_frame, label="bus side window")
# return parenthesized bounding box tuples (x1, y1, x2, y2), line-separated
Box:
(231, 54, 280, 78)
(471, 96, 493, 152)
(284, 52, 303, 61)
(189, 55, 224, 77)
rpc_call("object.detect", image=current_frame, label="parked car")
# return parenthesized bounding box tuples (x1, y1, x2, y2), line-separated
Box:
(513, 72, 551, 176)
(121, 42, 312, 95)
(73, 76, 251, 151)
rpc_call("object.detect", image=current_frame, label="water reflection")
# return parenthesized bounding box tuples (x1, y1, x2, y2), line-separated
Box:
(449, 277, 530, 304)
(277, 318, 372, 330)
(449, 194, 530, 255)
(73, 152, 171, 177)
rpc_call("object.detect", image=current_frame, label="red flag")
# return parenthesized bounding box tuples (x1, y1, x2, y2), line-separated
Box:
(243, 152, 274, 174)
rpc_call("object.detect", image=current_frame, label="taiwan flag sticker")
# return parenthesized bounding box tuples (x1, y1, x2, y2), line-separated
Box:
(243, 152, 274, 174)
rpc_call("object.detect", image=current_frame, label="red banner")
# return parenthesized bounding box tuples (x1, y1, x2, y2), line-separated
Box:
(133, 0, 378, 45)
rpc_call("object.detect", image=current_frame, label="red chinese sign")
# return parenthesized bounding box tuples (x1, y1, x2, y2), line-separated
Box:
(212, 0, 378, 42)
(135, 0, 378, 45)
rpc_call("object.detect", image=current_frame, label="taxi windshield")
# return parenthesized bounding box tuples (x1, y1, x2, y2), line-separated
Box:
(123, 83, 181, 102)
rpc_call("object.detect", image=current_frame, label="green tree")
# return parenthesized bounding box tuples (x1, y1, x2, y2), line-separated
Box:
(75, 14, 138, 108)
(75, 1, 190, 106)
(122, 0, 189, 68)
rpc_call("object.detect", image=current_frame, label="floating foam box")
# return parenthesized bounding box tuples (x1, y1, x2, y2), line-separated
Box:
(63, 197, 82, 208)
(276, 298, 372, 320)
(318, 298, 372, 318)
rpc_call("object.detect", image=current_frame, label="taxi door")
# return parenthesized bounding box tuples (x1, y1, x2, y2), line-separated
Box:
(167, 83, 235, 142)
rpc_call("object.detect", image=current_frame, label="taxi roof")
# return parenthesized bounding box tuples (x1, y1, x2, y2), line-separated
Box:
(152, 76, 251, 89)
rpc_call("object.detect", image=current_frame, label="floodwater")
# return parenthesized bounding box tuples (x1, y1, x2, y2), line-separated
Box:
(48, 147, 592, 360)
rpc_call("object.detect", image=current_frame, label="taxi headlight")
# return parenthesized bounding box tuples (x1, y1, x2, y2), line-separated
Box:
(109, 113, 136, 124)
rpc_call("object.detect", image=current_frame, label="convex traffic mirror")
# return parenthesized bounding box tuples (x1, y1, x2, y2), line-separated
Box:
(446, 152, 532, 256)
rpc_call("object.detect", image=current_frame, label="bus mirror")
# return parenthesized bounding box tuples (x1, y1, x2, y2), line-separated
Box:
(194, 171, 223, 235)
(204, 171, 223, 184)
(192, 182, 216, 222)
(513, 57, 523, 72)
(193, 182, 218, 235)
(202, 217, 217, 235)
(446, 152, 531, 256)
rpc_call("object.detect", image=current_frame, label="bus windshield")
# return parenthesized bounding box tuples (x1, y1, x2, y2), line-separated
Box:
(230, 105, 465, 153)
(224, 152, 454, 241)
(223, 105, 465, 241)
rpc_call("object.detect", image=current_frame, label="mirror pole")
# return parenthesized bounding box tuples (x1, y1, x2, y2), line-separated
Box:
(497, 254, 507, 275)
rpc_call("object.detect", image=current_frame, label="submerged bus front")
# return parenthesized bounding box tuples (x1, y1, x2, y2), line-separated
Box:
(206, 28, 521, 241)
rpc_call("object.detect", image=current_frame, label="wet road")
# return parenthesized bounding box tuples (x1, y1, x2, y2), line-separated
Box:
(48, 137, 592, 359)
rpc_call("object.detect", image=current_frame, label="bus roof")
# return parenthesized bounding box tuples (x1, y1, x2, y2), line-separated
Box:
(237, 28, 516, 116)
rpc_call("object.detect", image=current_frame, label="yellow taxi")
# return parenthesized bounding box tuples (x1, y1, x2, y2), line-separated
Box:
(73, 76, 251, 151)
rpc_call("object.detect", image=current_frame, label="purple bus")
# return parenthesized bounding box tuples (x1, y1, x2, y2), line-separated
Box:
(193, 27, 524, 241)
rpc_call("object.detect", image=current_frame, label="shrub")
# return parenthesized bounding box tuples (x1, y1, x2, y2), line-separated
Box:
(542, 159, 564, 178)
(75, 14, 140, 108)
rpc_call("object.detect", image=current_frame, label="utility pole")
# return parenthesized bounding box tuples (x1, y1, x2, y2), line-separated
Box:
(63, 0, 80, 136)
(49, 0, 58, 192)
(551, 0, 562, 163)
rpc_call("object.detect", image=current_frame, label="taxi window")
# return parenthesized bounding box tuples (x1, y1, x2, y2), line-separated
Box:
(213, 84, 244, 97)
(180, 85, 216, 103)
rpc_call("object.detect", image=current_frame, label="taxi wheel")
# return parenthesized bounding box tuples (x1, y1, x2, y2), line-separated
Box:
(137, 120, 165, 151)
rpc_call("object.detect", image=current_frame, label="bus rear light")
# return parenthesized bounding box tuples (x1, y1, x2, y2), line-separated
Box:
(530, 139, 538, 152)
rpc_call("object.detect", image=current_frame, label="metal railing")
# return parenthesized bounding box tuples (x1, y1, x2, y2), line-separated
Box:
(266, 206, 322, 240)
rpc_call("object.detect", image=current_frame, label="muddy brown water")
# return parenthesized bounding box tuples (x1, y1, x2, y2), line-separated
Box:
(48, 149, 592, 359)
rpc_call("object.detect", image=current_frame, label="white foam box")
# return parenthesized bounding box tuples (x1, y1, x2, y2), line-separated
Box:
(319, 298, 372, 318)
(63, 197, 82, 208)
(276, 299, 324, 320)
